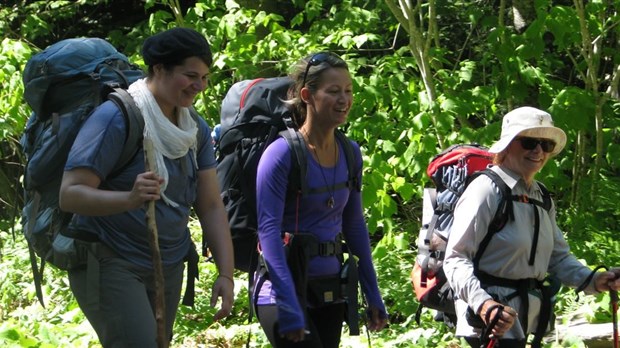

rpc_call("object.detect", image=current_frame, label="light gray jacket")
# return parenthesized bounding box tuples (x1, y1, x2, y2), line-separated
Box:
(443, 165, 597, 339)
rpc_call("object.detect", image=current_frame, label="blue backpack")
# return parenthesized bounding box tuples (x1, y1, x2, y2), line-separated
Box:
(20, 37, 145, 306)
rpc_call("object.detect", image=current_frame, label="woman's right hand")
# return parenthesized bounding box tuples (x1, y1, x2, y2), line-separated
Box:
(479, 299, 518, 338)
(129, 171, 164, 208)
(366, 306, 388, 331)
(594, 268, 620, 292)
(282, 328, 307, 343)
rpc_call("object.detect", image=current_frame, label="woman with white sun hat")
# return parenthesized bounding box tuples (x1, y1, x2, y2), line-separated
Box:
(443, 106, 620, 348)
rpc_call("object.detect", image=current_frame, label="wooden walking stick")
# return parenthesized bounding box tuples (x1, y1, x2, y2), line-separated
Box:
(144, 137, 168, 348)
(611, 289, 619, 348)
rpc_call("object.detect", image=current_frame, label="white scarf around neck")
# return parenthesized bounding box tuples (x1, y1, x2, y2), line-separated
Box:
(128, 78, 198, 207)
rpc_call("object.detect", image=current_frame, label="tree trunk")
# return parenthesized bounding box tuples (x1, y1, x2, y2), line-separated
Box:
(384, 0, 444, 147)
(573, 0, 603, 203)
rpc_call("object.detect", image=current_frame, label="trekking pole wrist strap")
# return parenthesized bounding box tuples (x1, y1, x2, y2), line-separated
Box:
(480, 304, 504, 345)
(576, 265, 608, 294)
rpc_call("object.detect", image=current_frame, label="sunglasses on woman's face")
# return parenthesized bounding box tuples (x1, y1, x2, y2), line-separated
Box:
(516, 137, 556, 153)
(301, 52, 339, 87)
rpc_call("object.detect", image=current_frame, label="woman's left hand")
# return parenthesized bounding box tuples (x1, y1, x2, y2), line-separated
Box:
(366, 306, 388, 332)
(594, 268, 620, 292)
(211, 274, 234, 321)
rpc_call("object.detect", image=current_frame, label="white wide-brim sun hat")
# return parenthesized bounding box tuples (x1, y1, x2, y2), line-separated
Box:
(488, 106, 567, 156)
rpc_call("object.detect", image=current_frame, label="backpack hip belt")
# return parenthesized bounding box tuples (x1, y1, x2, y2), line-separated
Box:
(255, 232, 360, 334)
(476, 271, 544, 291)
(72, 238, 199, 308)
(283, 232, 344, 258)
(307, 235, 343, 258)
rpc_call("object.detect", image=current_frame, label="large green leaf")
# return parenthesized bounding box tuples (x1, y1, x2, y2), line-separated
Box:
(550, 87, 597, 132)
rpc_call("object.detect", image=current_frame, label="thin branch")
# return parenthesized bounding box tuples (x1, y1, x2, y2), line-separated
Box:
(385, 0, 410, 35)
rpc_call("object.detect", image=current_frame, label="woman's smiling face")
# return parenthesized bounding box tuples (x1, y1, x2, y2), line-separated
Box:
(502, 137, 552, 184)
(305, 67, 353, 127)
(151, 56, 209, 116)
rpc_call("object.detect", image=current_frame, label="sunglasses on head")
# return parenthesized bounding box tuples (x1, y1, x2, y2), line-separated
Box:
(516, 137, 556, 153)
(301, 52, 340, 88)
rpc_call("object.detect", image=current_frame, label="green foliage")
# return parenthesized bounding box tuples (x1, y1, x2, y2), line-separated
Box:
(0, 229, 100, 347)
(0, 38, 33, 220)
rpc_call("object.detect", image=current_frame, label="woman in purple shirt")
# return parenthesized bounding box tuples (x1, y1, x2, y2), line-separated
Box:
(253, 52, 388, 347)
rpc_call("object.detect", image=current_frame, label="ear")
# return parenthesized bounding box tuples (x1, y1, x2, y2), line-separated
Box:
(153, 63, 165, 76)
(300, 86, 312, 105)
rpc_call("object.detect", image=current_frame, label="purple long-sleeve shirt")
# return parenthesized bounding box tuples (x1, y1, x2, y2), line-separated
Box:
(254, 135, 386, 334)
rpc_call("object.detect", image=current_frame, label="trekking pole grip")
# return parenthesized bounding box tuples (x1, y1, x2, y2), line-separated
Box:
(481, 304, 504, 348)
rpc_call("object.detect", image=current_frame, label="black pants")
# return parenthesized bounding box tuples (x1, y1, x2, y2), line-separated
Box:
(257, 303, 346, 348)
(464, 336, 526, 348)
(68, 251, 185, 348)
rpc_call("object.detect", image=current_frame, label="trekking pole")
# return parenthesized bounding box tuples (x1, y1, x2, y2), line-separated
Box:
(144, 137, 168, 348)
(364, 307, 372, 348)
(480, 304, 504, 348)
(486, 337, 498, 348)
(611, 289, 619, 348)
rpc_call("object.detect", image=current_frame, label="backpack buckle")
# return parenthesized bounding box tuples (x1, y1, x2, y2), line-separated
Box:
(517, 194, 530, 203)
(430, 250, 445, 260)
(318, 241, 342, 256)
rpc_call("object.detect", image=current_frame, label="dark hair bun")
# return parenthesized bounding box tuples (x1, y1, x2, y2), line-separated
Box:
(142, 27, 211, 66)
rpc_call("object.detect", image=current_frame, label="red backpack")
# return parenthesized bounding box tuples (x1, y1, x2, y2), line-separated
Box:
(411, 144, 493, 324)
(412, 143, 556, 347)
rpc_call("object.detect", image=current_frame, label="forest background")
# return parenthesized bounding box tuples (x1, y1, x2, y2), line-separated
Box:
(1, 0, 620, 347)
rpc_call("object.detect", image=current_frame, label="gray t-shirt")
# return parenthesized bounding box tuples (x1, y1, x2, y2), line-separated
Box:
(65, 101, 216, 268)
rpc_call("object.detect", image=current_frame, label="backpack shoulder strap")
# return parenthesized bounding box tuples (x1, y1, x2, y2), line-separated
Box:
(188, 107, 204, 142)
(109, 93, 203, 305)
(107, 88, 144, 175)
(335, 130, 360, 192)
(279, 126, 358, 196)
(279, 116, 308, 196)
(473, 172, 554, 268)
(482, 169, 514, 231)
(472, 169, 513, 266)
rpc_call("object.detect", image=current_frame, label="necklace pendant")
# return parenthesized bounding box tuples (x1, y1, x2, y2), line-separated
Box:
(327, 196, 335, 208)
